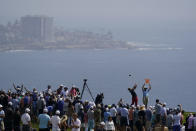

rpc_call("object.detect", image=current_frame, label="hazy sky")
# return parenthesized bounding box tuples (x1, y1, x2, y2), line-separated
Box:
(0, 0, 195, 29)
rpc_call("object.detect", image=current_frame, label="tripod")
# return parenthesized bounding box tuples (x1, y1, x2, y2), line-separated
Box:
(80, 79, 94, 101)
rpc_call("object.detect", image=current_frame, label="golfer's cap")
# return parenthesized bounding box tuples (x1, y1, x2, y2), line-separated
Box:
(131, 105, 135, 108)
(8, 101, 12, 106)
(43, 108, 48, 113)
(55, 110, 60, 115)
(25, 108, 30, 112)
(100, 121, 105, 126)
(72, 85, 76, 88)
(163, 102, 167, 106)
(0, 104, 3, 108)
(60, 84, 64, 87)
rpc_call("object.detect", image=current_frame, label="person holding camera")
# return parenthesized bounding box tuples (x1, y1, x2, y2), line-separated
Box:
(128, 84, 138, 106)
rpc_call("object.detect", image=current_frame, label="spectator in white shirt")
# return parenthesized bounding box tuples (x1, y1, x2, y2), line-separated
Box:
(51, 110, 61, 131)
(105, 116, 115, 131)
(71, 113, 81, 131)
(21, 108, 31, 131)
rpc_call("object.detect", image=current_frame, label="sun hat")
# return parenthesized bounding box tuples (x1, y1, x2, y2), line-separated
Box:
(43, 108, 48, 113)
(25, 108, 30, 113)
(55, 110, 60, 115)
(8, 101, 13, 106)
(100, 121, 105, 126)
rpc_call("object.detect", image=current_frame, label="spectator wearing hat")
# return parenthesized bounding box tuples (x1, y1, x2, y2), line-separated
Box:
(51, 110, 61, 131)
(120, 105, 129, 131)
(142, 83, 151, 108)
(87, 106, 95, 130)
(160, 103, 167, 128)
(21, 108, 31, 131)
(37, 94, 46, 114)
(104, 108, 111, 122)
(109, 104, 117, 126)
(78, 106, 85, 131)
(57, 97, 64, 116)
(145, 106, 153, 131)
(4, 101, 14, 131)
(97, 122, 106, 131)
(0, 104, 5, 131)
(38, 108, 51, 131)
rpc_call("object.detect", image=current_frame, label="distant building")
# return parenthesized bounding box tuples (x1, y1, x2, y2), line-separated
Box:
(21, 15, 53, 42)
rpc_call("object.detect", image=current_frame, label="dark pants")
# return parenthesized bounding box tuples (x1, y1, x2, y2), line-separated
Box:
(22, 125, 30, 131)
(129, 120, 133, 131)
(112, 117, 116, 125)
(14, 126, 21, 131)
(39, 128, 49, 131)
(173, 125, 181, 131)
(131, 96, 138, 106)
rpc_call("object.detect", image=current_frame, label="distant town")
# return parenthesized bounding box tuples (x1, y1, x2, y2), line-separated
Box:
(0, 15, 136, 52)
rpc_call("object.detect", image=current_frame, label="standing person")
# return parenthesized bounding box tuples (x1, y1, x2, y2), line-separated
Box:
(21, 108, 31, 131)
(0, 104, 5, 131)
(187, 113, 194, 131)
(104, 108, 111, 122)
(192, 114, 196, 131)
(105, 116, 115, 131)
(155, 99, 162, 124)
(142, 82, 151, 108)
(145, 106, 152, 131)
(37, 94, 46, 114)
(138, 105, 146, 131)
(4, 102, 14, 131)
(71, 113, 81, 131)
(13, 108, 21, 131)
(128, 105, 134, 131)
(166, 109, 174, 131)
(160, 103, 167, 129)
(120, 105, 129, 131)
(173, 109, 182, 131)
(78, 106, 85, 131)
(94, 104, 102, 131)
(128, 84, 138, 106)
(51, 110, 61, 131)
(109, 104, 117, 126)
(38, 108, 51, 131)
(87, 107, 95, 131)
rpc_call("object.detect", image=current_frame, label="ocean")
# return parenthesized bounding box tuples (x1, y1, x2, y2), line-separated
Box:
(0, 48, 195, 111)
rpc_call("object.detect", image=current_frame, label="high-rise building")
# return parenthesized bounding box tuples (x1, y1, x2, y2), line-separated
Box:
(21, 15, 53, 42)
